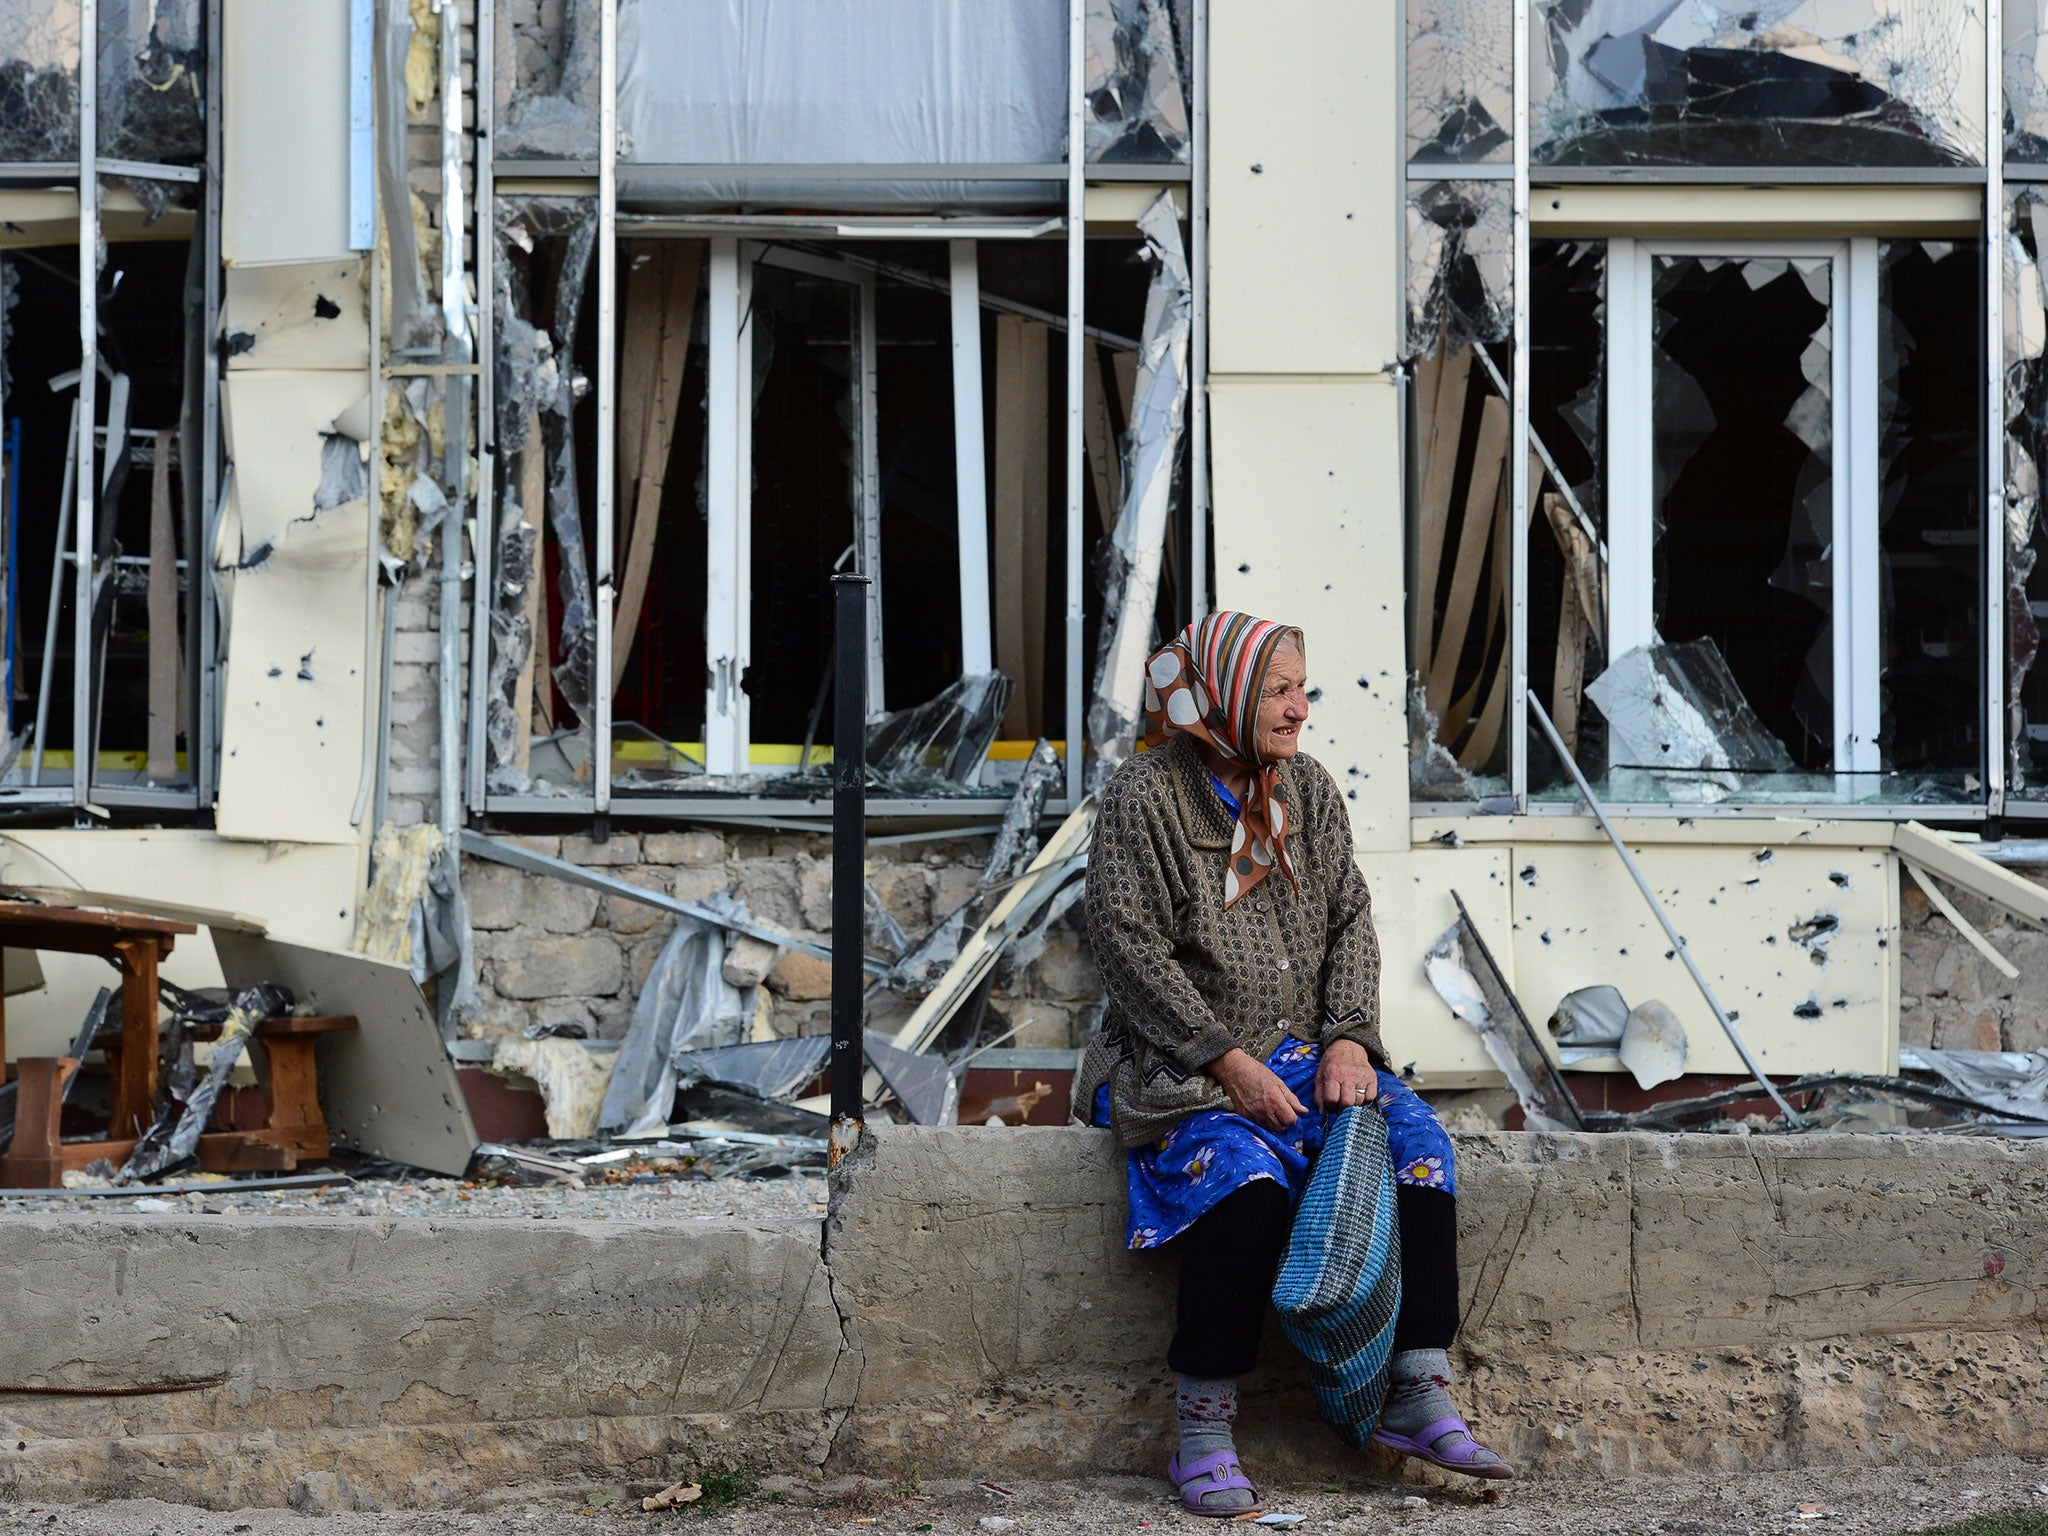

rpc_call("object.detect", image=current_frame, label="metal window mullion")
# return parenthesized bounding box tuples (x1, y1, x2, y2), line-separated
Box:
(593, 0, 616, 815)
(947, 240, 993, 677)
(75, 0, 98, 813)
(857, 274, 884, 716)
(1989, 0, 2007, 816)
(1839, 239, 1881, 784)
(704, 239, 741, 774)
(198, 0, 223, 807)
(1509, 0, 1530, 810)
(467, 0, 497, 811)
(1604, 239, 1654, 661)
(1065, 0, 1086, 806)
(1188, 0, 1208, 624)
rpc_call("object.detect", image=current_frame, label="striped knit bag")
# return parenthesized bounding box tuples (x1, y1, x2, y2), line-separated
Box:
(1269, 1103, 1403, 1447)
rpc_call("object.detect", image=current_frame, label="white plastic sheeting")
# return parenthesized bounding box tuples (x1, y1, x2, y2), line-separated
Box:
(616, 0, 1066, 208)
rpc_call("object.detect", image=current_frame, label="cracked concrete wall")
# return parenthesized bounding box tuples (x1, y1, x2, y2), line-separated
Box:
(3, 1126, 2039, 1508)
(0, 1214, 851, 1509)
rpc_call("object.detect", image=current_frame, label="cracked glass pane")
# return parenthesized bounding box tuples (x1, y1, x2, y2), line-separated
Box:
(0, 0, 80, 162)
(98, 0, 203, 167)
(1407, 0, 1512, 164)
(2009, 2, 2048, 160)
(1405, 180, 1513, 803)
(2006, 191, 2048, 794)
(1532, 0, 1985, 168)
(494, 0, 599, 161)
(1532, 239, 1983, 808)
(1087, 0, 1190, 163)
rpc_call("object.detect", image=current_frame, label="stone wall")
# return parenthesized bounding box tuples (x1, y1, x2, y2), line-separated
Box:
(460, 831, 1102, 1048)
(1897, 864, 2048, 1054)
(2, 1127, 2043, 1509)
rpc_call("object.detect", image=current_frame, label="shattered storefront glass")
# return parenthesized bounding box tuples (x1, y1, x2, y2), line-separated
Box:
(1532, 240, 1982, 808)
(485, 197, 599, 798)
(1086, 0, 1189, 163)
(1406, 180, 1512, 802)
(2009, 3, 2048, 160)
(1531, 0, 1985, 167)
(0, 0, 79, 161)
(1406, 0, 1512, 164)
(98, 0, 202, 167)
(2006, 192, 2048, 796)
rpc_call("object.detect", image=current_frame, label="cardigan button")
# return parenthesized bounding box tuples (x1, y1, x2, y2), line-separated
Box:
(1277, 958, 1290, 971)
(1256, 900, 1270, 912)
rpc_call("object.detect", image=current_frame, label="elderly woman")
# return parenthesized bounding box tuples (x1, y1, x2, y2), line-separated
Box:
(1076, 612, 1511, 1515)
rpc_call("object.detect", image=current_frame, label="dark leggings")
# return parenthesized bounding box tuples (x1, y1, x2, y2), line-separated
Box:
(1166, 1179, 1459, 1379)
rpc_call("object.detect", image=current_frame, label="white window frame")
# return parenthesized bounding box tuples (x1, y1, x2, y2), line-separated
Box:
(1605, 235, 1882, 789)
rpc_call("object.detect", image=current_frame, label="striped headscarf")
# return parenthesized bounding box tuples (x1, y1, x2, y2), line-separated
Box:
(1142, 612, 1304, 908)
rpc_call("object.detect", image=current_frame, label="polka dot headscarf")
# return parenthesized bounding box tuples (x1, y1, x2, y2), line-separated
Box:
(1141, 612, 1303, 908)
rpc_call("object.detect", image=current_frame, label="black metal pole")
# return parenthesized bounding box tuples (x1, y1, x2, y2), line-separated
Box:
(828, 573, 870, 1154)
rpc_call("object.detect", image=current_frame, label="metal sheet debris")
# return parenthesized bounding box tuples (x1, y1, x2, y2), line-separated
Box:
(598, 897, 758, 1138)
(1085, 193, 1192, 785)
(1085, 0, 1189, 163)
(1899, 1046, 2048, 1122)
(1426, 894, 1585, 1132)
(1618, 999, 1688, 1091)
(212, 932, 479, 1177)
(118, 983, 289, 1183)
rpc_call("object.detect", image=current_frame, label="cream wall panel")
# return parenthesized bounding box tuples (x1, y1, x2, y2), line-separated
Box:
(1210, 377, 1407, 850)
(1207, 0, 1397, 374)
(1359, 846, 1515, 1085)
(222, 0, 355, 267)
(224, 261, 370, 371)
(0, 834, 360, 1060)
(1531, 185, 1981, 237)
(1502, 842, 1896, 1079)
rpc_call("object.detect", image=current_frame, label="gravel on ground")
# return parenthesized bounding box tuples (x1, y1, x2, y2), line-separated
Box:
(2, 1457, 2044, 1536)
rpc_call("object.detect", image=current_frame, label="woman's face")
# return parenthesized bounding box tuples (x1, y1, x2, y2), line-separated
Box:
(1254, 641, 1310, 761)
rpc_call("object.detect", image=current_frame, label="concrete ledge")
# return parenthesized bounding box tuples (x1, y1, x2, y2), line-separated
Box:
(3, 1127, 2045, 1507)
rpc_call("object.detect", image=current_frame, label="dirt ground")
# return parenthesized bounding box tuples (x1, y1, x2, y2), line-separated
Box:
(3, 1456, 2043, 1536)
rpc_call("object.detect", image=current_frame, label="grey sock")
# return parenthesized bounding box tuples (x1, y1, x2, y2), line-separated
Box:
(1175, 1374, 1256, 1511)
(1381, 1349, 1505, 1467)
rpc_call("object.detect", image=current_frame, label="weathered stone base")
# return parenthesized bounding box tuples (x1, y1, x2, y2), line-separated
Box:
(2, 1127, 2043, 1508)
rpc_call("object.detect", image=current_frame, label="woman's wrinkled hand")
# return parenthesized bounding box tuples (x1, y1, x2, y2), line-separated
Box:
(1208, 1048, 1312, 1133)
(1315, 1037, 1380, 1114)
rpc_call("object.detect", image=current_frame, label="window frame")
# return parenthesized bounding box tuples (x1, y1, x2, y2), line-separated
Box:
(468, 0, 1211, 825)
(0, 0, 223, 814)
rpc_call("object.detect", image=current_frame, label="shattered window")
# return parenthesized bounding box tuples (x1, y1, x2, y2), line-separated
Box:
(2005, 192, 2048, 794)
(1531, 0, 1985, 167)
(1406, 0, 1512, 164)
(1086, 0, 1190, 163)
(0, 0, 80, 162)
(1530, 238, 1984, 808)
(485, 196, 601, 798)
(494, 0, 598, 160)
(2009, 2, 2048, 160)
(98, 0, 203, 167)
(1406, 180, 1513, 803)
(1526, 239, 1610, 797)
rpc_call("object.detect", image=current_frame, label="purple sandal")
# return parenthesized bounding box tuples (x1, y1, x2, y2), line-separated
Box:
(1167, 1449, 1264, 1517)
(1371, 1416, 1517, 1480)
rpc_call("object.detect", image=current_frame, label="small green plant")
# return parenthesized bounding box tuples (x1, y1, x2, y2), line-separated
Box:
(1907, 1512, 2048, 1536)
(697, 1468, 761, 1508)
(897, 1466, 923, 1499)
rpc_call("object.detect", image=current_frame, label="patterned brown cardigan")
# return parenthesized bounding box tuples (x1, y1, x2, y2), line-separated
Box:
(1074, 733, 1390, 1148)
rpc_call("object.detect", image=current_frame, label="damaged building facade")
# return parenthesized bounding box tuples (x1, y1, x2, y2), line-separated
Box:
(3, 0, 2048, 1129)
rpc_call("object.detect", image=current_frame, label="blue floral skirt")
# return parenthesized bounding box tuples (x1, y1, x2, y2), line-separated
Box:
(1092, 1036, 1456, 1251)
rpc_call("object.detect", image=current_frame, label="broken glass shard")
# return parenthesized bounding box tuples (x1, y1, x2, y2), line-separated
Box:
(1586, 638, 1798, 798)
(0, 0, 79, 161)
(1407, 0, 1512, 164)
(1533, 0, 1985, 168)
